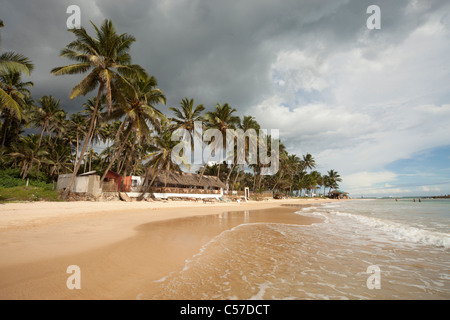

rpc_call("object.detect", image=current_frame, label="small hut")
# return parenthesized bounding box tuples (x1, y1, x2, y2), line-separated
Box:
(57, 171, 101, 196)
(127, 171, 226, 199)
(102, 170, 132, 192)
(328, 190, 349, 199)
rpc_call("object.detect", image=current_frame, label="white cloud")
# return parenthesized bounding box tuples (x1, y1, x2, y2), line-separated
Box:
(249, 12, 450, 196)
(344, 171, 398, 190)
(271, 49, 330, 94)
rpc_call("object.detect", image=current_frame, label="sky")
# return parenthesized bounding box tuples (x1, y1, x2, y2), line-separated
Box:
(1, 0, 450, 197)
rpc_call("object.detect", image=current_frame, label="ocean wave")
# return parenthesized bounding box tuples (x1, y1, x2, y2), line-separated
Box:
(294, 204, 450, 249)
(329, 210, 450, 249)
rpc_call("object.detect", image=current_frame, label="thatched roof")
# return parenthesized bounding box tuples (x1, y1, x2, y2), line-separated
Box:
(151, 171, 226, 189)
(329, 190, 349, 195)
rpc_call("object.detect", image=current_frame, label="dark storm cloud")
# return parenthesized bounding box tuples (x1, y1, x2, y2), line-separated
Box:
(1, 0, 449, 116)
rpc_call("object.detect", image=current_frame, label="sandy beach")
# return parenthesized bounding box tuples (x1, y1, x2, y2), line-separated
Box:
(0, 198, 334, 299)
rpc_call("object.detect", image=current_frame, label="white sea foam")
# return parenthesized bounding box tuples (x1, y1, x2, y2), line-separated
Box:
(151, 202, 450, 299)
(330, 210, 450, 248)
(296, 205, 450, 249)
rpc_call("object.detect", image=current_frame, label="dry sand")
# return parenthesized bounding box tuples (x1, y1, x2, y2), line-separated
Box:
(0, 198, 335, 299)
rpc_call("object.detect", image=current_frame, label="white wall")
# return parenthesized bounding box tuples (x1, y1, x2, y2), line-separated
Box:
(56, 174, 101, 196)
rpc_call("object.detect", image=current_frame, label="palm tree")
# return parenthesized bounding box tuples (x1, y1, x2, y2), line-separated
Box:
(0, 72, 33, 147)
(51, 19, 145, 199)
(227, 115, 260, 190)
(327, 169, 342, 193)
(322, 174, 330, 196)
(100, 74, 166, 183)
(169, 97, 205, 157)
(67, 113, 87, 171)
(47, 139, 73, 177)
(271, 149, 290, 192)
(200, 103, 240, 181)
(0, 20, 34, 117)
(33, 95, 66, 149)
(81, 97, 106, 172)
(301, 153, 316, 172)
(310, 170, 322, 197)
(137, 121, 189, 200)
(8, 134, 50, 180)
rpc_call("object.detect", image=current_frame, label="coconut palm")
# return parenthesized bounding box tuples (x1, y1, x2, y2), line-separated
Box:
(67, 113, 87, 170)
(51, 19, 146, 198)
(8, 134, 50, 180)
(81, 97, 106, 172)
(169, 97, 205, 155)
(33, 95, 66, 149)
(0, 72, 33, 147)
(200, 103, 240, 181)
(137, 121, 189, 200)
(322, 174, 330, 197)
(0, 20, 34, 117)
(100, 74, 166, 183)
(301, 153, 316, 172)
(47, 139, 73, 177)
(271, 149, 290, 192)
(0, 54, 34, 124)
(251, 136, 285, 192)
(327, 169, 342, 193)
(227, 115, 260, 189)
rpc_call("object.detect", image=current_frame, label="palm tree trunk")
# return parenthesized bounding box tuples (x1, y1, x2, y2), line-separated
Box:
(231, 164, 243, 191)
(0, 112, 11, 147)
(137, 166, 163, 201)
(120, 132, 136, 193)
(61, 85, 103, 200)
(226, 160, 238, 190)
(37, 125, 46, 150)
(252, 168, 258, 192)
(74, 133, 79, 171)
(198, 145, 215, 182)
(257, 172, 263, 191)
(100, 122, 131, 183)
(21, 163, 28, 179)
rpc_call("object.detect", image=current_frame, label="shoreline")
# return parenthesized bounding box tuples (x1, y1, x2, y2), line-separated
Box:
(0, 198, 339, 299)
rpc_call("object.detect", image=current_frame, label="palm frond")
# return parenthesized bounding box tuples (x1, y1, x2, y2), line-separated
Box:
(0, 52, 34, 75)
(69, 70, 99, 99)
(51, 63, 91, 76)
(60, 48, 90, 63)
(0, 88, 22, 119)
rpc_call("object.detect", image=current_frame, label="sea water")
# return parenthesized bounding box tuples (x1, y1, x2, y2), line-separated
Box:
(151, 199, 450, 300)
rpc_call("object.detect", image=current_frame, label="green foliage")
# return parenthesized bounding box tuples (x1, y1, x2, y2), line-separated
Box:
(0, 168, 52, 188)
(0, 186, 59, 202)
(0, 169, 58, 202)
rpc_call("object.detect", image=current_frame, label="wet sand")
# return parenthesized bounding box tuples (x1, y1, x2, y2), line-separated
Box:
(0, 199, 331, 299)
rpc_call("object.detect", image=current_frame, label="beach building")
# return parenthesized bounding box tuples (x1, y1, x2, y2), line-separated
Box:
(328, 190, 349, 199)
(127, 171, 226, 199)
(57, 170, 226, 200)
(102, 170, 141, 192)
(56, 171, 101, 196)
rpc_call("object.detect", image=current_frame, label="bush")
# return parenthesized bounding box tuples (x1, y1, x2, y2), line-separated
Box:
(0, 168, 54, 189)
(0, 186, 60, 202)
